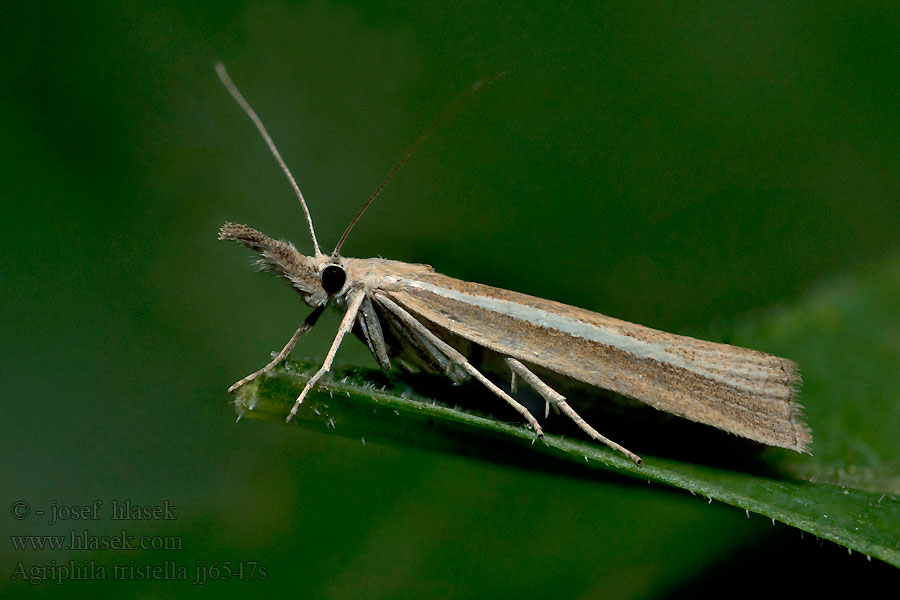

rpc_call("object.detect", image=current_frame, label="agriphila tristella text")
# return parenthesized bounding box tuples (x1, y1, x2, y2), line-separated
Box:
(215, 63, 811, 466)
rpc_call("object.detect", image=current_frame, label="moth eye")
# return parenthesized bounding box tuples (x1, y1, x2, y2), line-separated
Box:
(321, 265, 346, 295)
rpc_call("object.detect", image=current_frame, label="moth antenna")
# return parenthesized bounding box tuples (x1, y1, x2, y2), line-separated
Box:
(215, 63, 322, 257)
(332, 71, 507, 256)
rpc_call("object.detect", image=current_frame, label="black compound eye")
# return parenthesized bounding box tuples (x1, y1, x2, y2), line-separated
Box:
(320, 264, 346, 295)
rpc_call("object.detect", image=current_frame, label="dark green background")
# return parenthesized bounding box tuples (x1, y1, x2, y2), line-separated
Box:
(3, 2, 898, 596)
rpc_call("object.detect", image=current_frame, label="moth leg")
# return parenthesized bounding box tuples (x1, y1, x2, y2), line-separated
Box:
(358, 295, 391, 370)
(385, 304, 468, 382)
(286, 289, 365, 422)
(375, 294, 543, 438)
(505, 358, 643, 466)
(228, 305, 325, 393)
(508, 369, 551, 418)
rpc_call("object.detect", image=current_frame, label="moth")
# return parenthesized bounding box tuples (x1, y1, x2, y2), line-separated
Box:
(216, 64, 811, 465)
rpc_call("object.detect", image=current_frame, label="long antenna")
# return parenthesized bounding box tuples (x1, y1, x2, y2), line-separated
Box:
(332, 72, 506, 256)
(215, 63, 322, 257)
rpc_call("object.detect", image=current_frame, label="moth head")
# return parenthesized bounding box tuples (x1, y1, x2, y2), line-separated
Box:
(219, 222, 346, 307)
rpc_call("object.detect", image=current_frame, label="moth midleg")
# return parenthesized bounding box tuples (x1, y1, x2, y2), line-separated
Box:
(286, 289, 366, 422)
(505, 358, 643, 465)
(375, 293, 544, 438)
(376, 298, 467, 382)
(229, 306, 325, 393)
(400, 314, 468, 381)
(358, 296, 391, 370)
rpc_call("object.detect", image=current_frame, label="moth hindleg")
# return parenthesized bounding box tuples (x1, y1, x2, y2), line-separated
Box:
(505, 358, 643, 465)
(375, 293, 544, 439)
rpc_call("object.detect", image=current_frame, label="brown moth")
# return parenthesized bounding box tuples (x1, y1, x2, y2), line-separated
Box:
(216, 64, 811, 465)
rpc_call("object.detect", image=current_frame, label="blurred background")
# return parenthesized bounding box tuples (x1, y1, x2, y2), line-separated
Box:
(2, 1, 898, 596)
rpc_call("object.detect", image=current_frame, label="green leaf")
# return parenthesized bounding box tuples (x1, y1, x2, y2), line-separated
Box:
(234, 252, 900, 566)
(730, 253, 900, 494)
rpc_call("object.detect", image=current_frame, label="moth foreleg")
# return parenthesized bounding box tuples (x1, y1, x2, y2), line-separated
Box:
(228, 305, 325, 393)
(375, 294, 544, 439)
(286, 289, 366, 422)
(505, 358, 643, 466)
